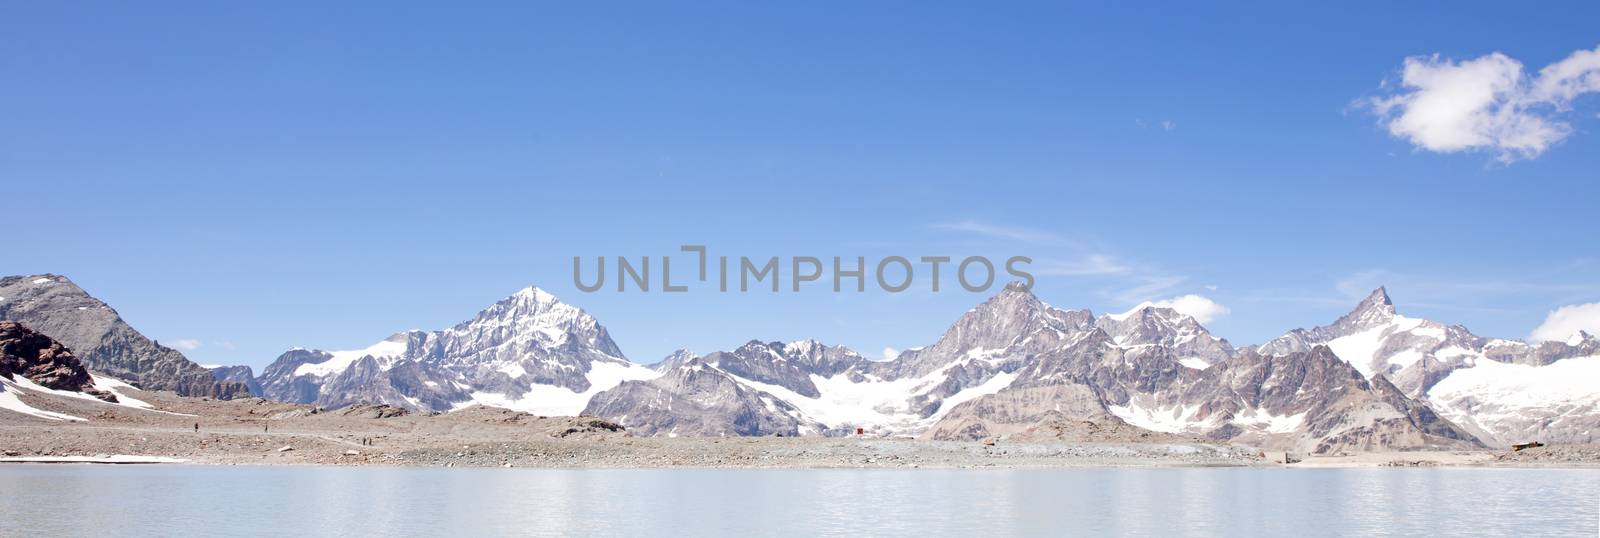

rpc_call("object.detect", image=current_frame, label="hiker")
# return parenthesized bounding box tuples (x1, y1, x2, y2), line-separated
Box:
(193, 422, 199, 433)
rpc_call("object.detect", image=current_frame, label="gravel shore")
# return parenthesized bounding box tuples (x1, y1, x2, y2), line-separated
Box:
(2, 384, 1593, 469)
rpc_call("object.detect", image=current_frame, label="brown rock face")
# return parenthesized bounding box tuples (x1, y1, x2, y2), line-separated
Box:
(0, 321, 117, 402)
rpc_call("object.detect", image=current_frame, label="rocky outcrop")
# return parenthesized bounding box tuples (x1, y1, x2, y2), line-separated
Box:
(585, 355, 823, 437)
(338, 404, 409, 419)
(0, 321, 116, 402)
(922, 384, 1122, 441)
(208, 365, 263, 397)
(0, 275, 251, 399)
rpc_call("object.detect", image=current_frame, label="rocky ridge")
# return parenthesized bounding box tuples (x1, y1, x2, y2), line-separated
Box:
(0, 275, 248, 399)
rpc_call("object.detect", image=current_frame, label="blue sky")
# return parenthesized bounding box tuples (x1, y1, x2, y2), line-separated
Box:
(4, 2, 1598, 369)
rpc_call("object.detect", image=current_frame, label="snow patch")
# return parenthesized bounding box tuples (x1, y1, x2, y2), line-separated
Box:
(1178, 357, 1211, 370)
(1230, 409, 1307, 434)
(89, 374, 156, 410)
(0, 379, 86, 421)
(1387, 349, 1424, 369)
(457, 361, 659, 416)
(718, 360, 1002, 434)
(934, 371, 1018, 417)
(294, 338, 409, 377)
(1327, 326, 1386, 377)
(1108, 402, 1214, 433)
(1326, 316, 1425, 377)
(1568, 331, 1589, 346)
(4, 374, 183, 416)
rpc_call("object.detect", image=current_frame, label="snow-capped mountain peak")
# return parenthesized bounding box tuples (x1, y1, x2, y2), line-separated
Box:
(258, 285, 650, 413)
(1095, 305, 1233, 366)
(451, 286, 621, 357)
(923, 281, 1092, 359)
(1339, 287, 1397, 330)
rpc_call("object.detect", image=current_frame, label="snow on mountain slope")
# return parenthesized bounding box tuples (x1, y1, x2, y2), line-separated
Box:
(718, 354, 1021, 435)
(258, 286, 655, 413)
(1095, 303, 1234, 368)
(592, 283, 1248, 440)
(238, 280, 1594, 449)
(1108, 401, 1214, 434)
(457, 360, 659, 416)
(1322, 314, 1430, 378)
(0, 373, 189, 421)
(1255, 287, 1600, 446)
(1428, 354, 1600, 445)
(0, 378, 86, 421)
(1256, 288, 1456, 382)
(294, 337, 410, 377)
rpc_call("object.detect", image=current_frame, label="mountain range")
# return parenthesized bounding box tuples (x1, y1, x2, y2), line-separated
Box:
(4, 272, 1597, 453)
(254, 287, 657, 414)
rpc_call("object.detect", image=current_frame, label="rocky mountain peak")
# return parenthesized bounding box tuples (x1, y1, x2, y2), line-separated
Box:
(482, 286, 580, 322)
(651, 348, 699, 371)
(450, 286, 623, 359)
(1094, 304, 1232, 364)
(1330, 286, 1397, 332)
(783, 339, 824, 356)
(982, 280, 1047, 313)
(926, 282, 1084, 354)
(1353, 286, 1396, 316)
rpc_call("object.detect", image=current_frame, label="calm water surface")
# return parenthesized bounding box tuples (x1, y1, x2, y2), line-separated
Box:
(2, 465, 1596, 537)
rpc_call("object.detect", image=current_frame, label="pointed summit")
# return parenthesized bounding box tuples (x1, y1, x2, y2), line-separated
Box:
(1362, 286, 1394, 308)
(1000, 280, 1035, 294)
(906, 282, 1093, 371)
(651, 348, 699, 371)
(1334, 286, 1397, 331)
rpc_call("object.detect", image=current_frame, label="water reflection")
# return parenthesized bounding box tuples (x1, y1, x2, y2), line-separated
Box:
(3, 466, 1596, 537)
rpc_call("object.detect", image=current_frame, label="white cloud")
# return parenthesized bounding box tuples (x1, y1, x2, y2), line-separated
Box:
(1530, 302, 1600, 343)
(168, 339, 203, 351)
(1128, 294, 1231, 324)
(1364, 44, 1600, 161)
(1034, 254, 1133, 276)
(930, 220, 1059, 243)
(882, 347, 900, 361)
(1135, 118, 1178, 131)
(1530, 46, 1600, 105)
(1114, 276, 1189, 304)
